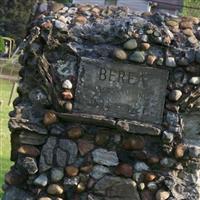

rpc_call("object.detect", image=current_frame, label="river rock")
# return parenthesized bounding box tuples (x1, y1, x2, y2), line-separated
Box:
(47, 184, 64, 195)
(78, 139, 94, 156)
(65, 166, 79, 177)
(115, 163, 133, 178)
(168, 90, 182, 101)
(134, 162, 149, 172)
(22, 157, 38, 175)
(51, 168, 64, 182)
(166, 57, 176, 67)
(189, 77, 200, 85)
(129, 51, 145, 63)
(156, 189, 170, 200)
(90, 165, 110, 179)
(92, 148, 119, 166)
(67, 127, 82, 139)
(33, 174, 48, 187)
(113, 48, 128, 60)
(17, 145, 40, 157)
(123, 39, 137, 50)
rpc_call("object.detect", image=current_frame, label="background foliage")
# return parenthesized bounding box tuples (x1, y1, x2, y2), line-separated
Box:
(183, 0, 200, 17)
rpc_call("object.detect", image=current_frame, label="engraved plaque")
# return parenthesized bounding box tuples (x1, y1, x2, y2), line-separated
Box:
(74, 58, 169, 124)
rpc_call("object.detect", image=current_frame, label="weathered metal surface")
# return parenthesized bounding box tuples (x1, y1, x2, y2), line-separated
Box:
(74, 58, 169, 124)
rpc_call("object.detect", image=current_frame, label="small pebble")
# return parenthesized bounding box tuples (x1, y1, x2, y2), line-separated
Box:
(51, 168, 64, 182)
(113, 48, 128, 60)
(147, 182, 158, 191)
(47, 184, 64, 195)
(156, 189, 170, 200)
(129, 51, 145, 63)
(65, 101, 73, 112)
(76, 182, 86, 193)
(67, 127, 82, 139)
(62, 90, 73, 100)
(166, 57, 176, 67)
(33, 174, 48, 187)
(65, 166, 79, 177)
(115, 163, 133, 178)
(189, 77, 200, 85)
(43, 111, 57, 126)
(147, 55, 157, 65)
(141, 42, 150, 50)
(138, 182, 145, 190)
(62, 80, 72, 89)
(175, 144, 185, 159)
(123, 39, 138, 50)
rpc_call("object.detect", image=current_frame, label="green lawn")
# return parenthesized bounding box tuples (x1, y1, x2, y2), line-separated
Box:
(0, 79, 16, 198)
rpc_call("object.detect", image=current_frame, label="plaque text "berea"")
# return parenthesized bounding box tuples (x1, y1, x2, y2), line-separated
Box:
(74, 58, 169, 124)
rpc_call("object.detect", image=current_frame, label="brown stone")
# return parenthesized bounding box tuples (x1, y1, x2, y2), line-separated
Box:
(91, 7, 101, 15)
(78, 5, 91, 12)
(175, 144, 186, 159)
(115, 163, 133, 178)
(47, 184, 64, 195)
(147, 55, 157, 65)
(5, 170, 27, 185)
(38, 198, 52, 200)
(75, 16, 87, 24)
(80, 164, 93, 173)
(65, 166, 79, 177)
(188, 36, 198, 45)
(18, 145, 40, 157)
(147, 156, 160, 164)
(67, 127, 82, 139)
(122, 136, 144, 150)
(183, 29, 194, 36)
(156, 189, 170, 200)
(43, 111, 57, 126)
(163, 36, 171, 45)
(166, 20, 178, 27)
(62, 90, 73, 100)
(78, 139, 94, 156)
(141, 43, 150, 50)
(180, 21, 193, 29)
(144, 172, 156, 182)
(41, 20, 53, 29)
(113, 48, 128, 60)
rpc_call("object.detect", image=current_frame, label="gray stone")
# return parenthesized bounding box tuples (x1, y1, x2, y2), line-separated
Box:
(166, 57, 176, 67)
(93, 176, 140, 200)
(182, 112, 200, 147)
(123, 39, 137, 50)
(55, 148, 67, 167)
(92, 148, 119, 166)
(59, 139, 78, 164)
(134, 162, 149, 172)
(51, 168, 64, 182)
(74, 58, 169, 124)
(166, 111, 179, 126)
(90, 165, 111, 179)
(33, 174, 48, 187)
(22, 157, 38, 175)
(147, 182, 158, 191)
(39, 137, 57, 172)
(160, 158, 176, 168)
(2, 186, 34, 200)
(195, 50, 200, 63)
(129, 51, 145, 63)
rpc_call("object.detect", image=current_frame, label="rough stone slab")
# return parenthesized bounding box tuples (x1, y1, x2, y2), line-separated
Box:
(74, 57, 168, 124)
(92, 148, 119, 166)
(56, 112, 116, 127)
(93, 176, 141, 200)
(116, 120, 161, 136)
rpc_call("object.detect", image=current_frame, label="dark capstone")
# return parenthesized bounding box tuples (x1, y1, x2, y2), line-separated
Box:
(2, 186, 34, 200)
(19, 131, 47, 146)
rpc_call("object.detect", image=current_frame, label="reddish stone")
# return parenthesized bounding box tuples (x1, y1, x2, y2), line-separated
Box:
(144, 172, 156, 182)
(78, 139, 94, 156)
(62, 90, 73, 100)
(115, 163, 133, 178)
(75, 16, 87, 24)
(148, 156, 160, 164)
(18, 145, 40, 157)
(122, 136, 144, 150)
(41, 20, 53, 29)
(180, 21, 193, 29)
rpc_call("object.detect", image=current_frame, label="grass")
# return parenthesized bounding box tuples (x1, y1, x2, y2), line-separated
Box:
(0, 79, 17, 198)
(183, 0, 200, 17)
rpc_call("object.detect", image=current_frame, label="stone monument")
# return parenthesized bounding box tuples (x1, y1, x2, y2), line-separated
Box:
(2, 2, 200, 200)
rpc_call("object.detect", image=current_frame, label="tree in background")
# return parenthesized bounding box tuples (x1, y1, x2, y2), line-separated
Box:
(55, 0, 71, 3)
(183, 0, 200, 17)
(0, 36, 5, 53)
